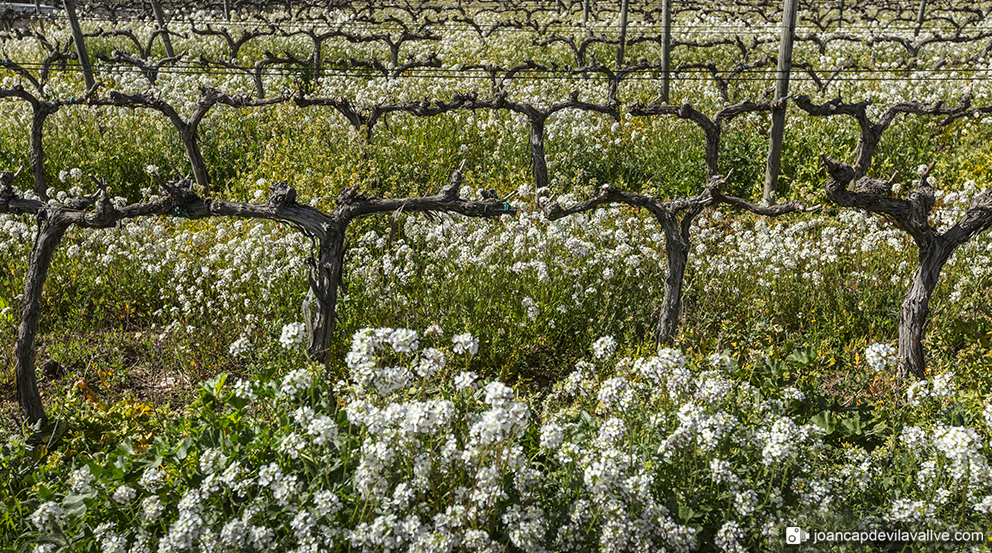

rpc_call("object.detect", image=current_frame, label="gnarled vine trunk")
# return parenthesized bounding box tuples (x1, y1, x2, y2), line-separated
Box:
(898, 240, 953, 379)
(657, 228, 687, 345)
(16, 213, 72, 427)
(308, 227, 346, 366)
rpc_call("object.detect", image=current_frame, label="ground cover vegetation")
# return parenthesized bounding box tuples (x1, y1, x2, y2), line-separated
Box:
(2, 0, 992, 550)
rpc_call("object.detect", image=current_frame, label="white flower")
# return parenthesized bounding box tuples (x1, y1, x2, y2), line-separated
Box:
(199, 449, 228, 474)
(591, 335, 617, 359)
(782, 387, 805, 401)
(67, 465, 94, 493)
(221, 520, 248, 547)
(734, 490, 759, 516)
(452, 333, 479, 355)
(715, 521, 746, 553)
(974, 496, 992, 514)
(280, 368, 312, 398)
(454, 371, 478, 391)
(865, 342, 896, 372)
(888, 499, 934, 522)
(233, 378, 256, 401)
(521, 296, 539, 319)
(314, 490, 342, 517)
(228, 337, 252, 357)
(930, 371, 956, 398)
(279, 322, 307, 349)
(762, 417, 800, 465)
(900, 426, 927, 449)
(484, 381, 515, 408)
(139, 466, 166, 492)
(279, 432, 307, 459)
(30, 502, 65, 530)
(389, 328, 419, 353)
(145, 164, 159, 175)
(597, 417, 626, 445)
(307, 415, 339, 446)
(540, 422, 564, 450)
(707, 352, 732, 368)
(112, 485, 137, 505)
(141, 496, 165, 523)
(416, 348, 446, 378)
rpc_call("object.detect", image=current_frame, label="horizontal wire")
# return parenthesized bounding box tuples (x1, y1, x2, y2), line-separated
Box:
(5, 62, 992, 84)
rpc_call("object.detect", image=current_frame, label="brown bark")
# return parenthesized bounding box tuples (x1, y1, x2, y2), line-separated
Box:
(822, 157, 992, 378)
(656, 212, 693, 344)
(529, 117, 548, 190)
(629, 98, 776, 178)
(15, 213, 72, 428)
(308, 229, 345, 365)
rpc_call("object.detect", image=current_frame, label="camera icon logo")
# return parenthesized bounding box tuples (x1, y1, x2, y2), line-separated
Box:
(786, 527, 809, 544)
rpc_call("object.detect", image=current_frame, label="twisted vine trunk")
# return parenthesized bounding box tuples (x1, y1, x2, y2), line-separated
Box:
(529, 118, 548, 190)
(657, 223, 688, 344)
(16, 213, 72, 427)
(308, 227, 346, 366)
(898, 240, 953, 379)
(179, 127, 210, 193)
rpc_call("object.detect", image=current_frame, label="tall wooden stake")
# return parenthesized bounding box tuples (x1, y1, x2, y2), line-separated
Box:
(583, 0, 590, 24)
(150, 0, 175, 58)
(62, 0, 95, 90)
(661, 0, 672, 102)
(763, 0, 798, 204)
(915, 0, 927, 36)
(616, 0, 629, 69)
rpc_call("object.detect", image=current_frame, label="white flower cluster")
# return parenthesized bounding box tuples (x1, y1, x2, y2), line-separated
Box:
(30, 502, 65, 530)
(112, 485, 137, 505)
(865, 342, 897, 372)
(931, 424, 990, 484)
(199, 449, 228, 474)
(452, 332, 479, 355)
(279, 322, 307, 349)
(228, 337, 252, 357)
(907, 371, 957, 405)
(887, 499, 935, 523)
(279, 368, 313, 398)
(67, 465, 94, 493)
(591, 335, 617, 359)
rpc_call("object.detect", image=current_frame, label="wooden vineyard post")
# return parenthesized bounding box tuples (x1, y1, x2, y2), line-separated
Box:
(62, 0, 95, 90)
(150, 0, 175, 58)
(583, 0, 590, 24)
(661, 0, 672, 103)
(763, 0, 798, 205)
(616, 0, 629, 69)
(915, 0, 927, 36)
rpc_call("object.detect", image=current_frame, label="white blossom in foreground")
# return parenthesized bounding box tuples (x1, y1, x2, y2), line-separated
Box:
(30, 502, 65, 530)
(279, 368, 312, 398)
(865, 342, 896, 372)
(279, 322, 307, 349)
(228, 337, 252, 357)
(112, 486, 137, 505)
(452, 333, 479, 355)
(591, 335, 617, 359)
